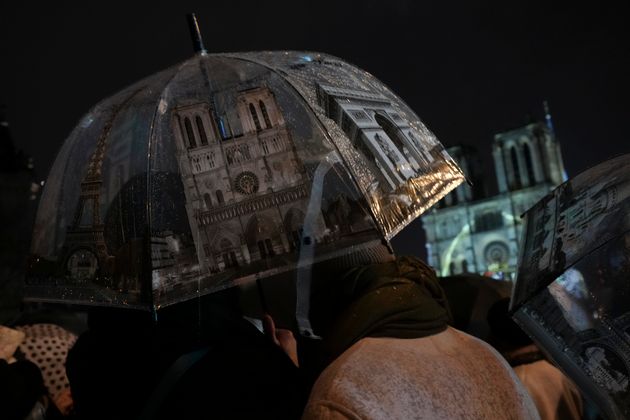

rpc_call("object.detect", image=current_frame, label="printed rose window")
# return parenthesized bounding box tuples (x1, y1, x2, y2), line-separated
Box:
(234, 171, 260, 195)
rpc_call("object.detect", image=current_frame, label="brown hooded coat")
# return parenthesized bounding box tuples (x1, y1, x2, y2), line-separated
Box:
(303, 257, 539, 419)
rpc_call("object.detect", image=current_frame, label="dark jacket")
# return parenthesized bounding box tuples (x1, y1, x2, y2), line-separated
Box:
(66, 291, 307, 420)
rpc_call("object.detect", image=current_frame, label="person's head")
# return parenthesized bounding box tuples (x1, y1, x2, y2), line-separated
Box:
(300, 253, 453, 380)
(249, 241, 396, 375)
(487, 298, 533, 352)
(0, 359, 47, 420)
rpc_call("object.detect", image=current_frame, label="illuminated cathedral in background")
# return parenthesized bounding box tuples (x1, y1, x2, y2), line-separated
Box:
(421, 104, 567, 279)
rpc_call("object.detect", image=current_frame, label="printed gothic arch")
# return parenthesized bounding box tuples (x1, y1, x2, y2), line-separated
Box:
(203, 193, 212, 209)
(218, 237, 239, 268)
(209, 231, 242, 270)
(184, 117, 197, 148)
(283, 208, 305, 250)
(259, 100, 272, 129)
(245, 214, 282, 259)
(249, 103, 262, 131)
(196, 116, 208, 145)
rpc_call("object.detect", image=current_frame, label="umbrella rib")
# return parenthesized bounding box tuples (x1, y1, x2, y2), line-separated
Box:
(145, 58, 194, 312)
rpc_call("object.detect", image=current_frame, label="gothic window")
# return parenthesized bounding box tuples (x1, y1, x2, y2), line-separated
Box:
(184, 117, 197, 148)
(218, 117, 228, 139)
(204, 193, 212, 208)
(261, 140, 270, 155)
(249, 103, 262, 131)
(242, 144, 252, 160)
(474, 210, 503, 233)
(234, 171, 259, 195)
(192, 157, 202, 173)
(196, 116, 208, 145)
(225, 145, 251, 165)
(206, 152, 215, 169)
(484, 241, 510, 266)
(259, 100, 272, 129)
(510, 146, 522, 190)
(216, 189, 224, 204)
(523, 142, 536, 186)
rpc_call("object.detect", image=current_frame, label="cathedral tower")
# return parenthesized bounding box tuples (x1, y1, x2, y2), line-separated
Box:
(493, 120, 566, 193)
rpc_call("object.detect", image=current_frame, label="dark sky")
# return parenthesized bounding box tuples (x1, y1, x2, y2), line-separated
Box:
(1, 1, 628, 258)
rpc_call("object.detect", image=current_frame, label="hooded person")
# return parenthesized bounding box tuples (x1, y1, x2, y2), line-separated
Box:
(299, 254, 539, 420)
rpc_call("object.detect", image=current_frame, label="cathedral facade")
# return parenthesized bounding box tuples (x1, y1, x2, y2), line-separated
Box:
(421, 117, 567, 278)
(171, 86, 314, 274)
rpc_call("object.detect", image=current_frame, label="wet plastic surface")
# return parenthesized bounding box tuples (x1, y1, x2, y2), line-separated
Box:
(26, 52, 464, 310)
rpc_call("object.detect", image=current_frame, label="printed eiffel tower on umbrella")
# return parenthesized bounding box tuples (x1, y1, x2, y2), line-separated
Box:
(61, 90, 141, 283)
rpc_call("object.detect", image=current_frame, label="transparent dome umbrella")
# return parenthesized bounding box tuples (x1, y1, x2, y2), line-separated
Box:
(26, 44, 465, 317)
(510, 153, 630, 419)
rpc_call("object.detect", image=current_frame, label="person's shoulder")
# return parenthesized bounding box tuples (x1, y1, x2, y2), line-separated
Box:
(439, 326, 513, 359)
(441, 327, 527, 379)
(302, 399, 362, 420)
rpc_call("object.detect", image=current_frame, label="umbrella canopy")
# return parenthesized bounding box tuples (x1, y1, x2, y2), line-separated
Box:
(26, 51, 464, 311)
(511, 153, 630, 419)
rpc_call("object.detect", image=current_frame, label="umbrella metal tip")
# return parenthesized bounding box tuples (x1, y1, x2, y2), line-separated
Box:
(186, 13, 207, 55)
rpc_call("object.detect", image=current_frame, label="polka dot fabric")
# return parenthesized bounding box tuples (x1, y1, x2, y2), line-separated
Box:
(16, 324, 77, 400)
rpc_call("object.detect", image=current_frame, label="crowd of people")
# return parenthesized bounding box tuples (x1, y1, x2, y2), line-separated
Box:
(0, 242, 589, 420)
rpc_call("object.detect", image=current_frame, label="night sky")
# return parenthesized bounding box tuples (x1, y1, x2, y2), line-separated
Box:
(1, 1, 628, 259)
